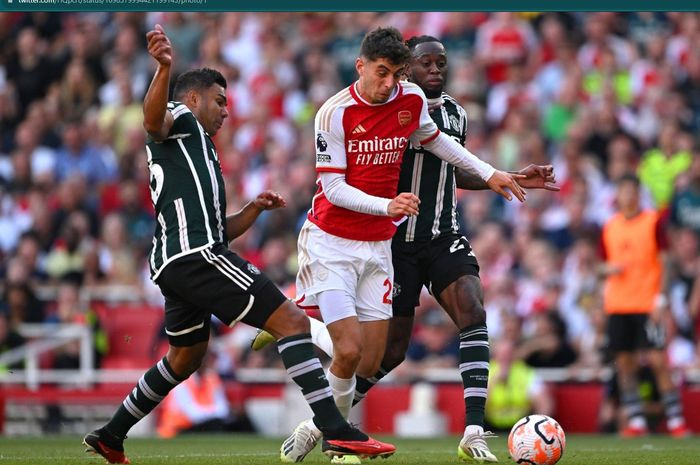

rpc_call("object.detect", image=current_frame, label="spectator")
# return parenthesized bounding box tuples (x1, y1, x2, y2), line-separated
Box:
(54, 120, 116, 187)
(45, 210, 96, 282)
(5, 27, 56, 122)
(57, 58, 98, 122)
(398, 309, 460, 380)
(475, 12, 538, 85)
(0, 310, 25, 373)
(485, 338, 553, 431)
(44, 276, 108, 370)
(157, 352, 253, 438)
(638, 122, 692, 209)
(518, 310, 578, 368)
(669, 150, 700, 236)
(11, 120, 56, 187)
(97, 212, 139, 286)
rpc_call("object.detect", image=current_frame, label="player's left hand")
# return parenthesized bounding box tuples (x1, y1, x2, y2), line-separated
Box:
(486, 170, 527, 202)
(516, 164, 559, 191)
(253, 191, 286, 210)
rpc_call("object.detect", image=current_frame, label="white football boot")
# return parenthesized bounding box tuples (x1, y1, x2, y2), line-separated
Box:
(458, 426, 498, 462)
(280, 419, 322, 463)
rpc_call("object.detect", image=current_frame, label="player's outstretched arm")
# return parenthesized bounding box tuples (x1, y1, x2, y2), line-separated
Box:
(422, 132, 526, 202)
(143, 24, 174, 141)
(515, 164, 559, 191)
(226, 191, 286, 241)
(455, 164, 559, 192)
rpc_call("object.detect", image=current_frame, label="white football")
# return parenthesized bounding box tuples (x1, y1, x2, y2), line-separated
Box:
(508, 414, 566, 465)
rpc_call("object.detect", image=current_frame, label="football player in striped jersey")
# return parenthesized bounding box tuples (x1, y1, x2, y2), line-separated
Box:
(83, 24, 395, 464)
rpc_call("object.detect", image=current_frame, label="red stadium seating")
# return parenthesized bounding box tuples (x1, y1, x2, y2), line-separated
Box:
(93, 304, 165, 369)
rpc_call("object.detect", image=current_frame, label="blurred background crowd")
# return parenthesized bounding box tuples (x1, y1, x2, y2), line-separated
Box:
(1, 11, 700, 410)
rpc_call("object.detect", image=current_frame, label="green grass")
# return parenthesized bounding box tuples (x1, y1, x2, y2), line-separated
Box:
(0, 434, 698, 465)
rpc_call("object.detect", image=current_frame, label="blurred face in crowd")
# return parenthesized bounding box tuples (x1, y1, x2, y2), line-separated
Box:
(616, 179, 640, 213)
(186, 84, 228, 136)
(409, 41, 447, 99)
(62, 123, 84, 153)
(356, 57, 406, 104)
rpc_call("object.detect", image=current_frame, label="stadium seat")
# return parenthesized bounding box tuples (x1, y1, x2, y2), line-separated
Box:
(94, 304, 165, 369)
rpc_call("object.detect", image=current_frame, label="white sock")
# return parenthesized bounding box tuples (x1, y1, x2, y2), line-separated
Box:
(309, 317, 334, 357)
(328, 370, 356, 419)
(465, 424, 484, 436)
(629, 416, 647, 429)
(668, 416, 685, 430)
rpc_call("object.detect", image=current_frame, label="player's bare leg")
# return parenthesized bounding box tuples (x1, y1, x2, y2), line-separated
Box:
(84, 341, 208, 464)
(353, 316, 413, 406)
(438, 275, 497, 462)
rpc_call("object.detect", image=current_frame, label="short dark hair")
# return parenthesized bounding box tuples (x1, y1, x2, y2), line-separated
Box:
(360, 27, 410, 65)
(406, 35, 442, 52)
(617, 172, 640, 187)
(173, 68, 227, 100)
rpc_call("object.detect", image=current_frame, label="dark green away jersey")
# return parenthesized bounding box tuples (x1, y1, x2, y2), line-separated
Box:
(146, 101, 227, 279)
(396, 93, 467, 242)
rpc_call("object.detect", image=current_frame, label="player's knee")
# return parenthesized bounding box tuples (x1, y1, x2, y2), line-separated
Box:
(284, 306, 311, 334)
(265, 301, 310, 339)
(333, 339, 362, 369)
(468, 304, 487, 326)
(457, 290, 486, 325)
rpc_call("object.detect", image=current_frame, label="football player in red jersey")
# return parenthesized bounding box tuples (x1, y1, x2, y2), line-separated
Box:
(279, 27, 527, 463)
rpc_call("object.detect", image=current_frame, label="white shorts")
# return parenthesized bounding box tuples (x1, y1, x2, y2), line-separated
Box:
(296, 220, 393, 324)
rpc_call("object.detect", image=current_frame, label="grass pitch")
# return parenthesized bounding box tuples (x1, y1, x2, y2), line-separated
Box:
(0, 434, 698, 464)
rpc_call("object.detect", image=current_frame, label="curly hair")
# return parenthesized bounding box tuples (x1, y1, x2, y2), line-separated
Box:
(359, 27, 411, 65)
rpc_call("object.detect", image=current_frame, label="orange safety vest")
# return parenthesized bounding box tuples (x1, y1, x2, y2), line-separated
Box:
(602, 210, 662, 314)
(157, 372, 225, 438)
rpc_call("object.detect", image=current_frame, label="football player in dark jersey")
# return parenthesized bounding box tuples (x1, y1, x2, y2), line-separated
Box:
(83, 24, 395, 464)
(384, 36, 558, 462)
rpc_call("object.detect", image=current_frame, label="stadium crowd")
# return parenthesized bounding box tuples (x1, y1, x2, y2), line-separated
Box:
(0, 11, 699, 407)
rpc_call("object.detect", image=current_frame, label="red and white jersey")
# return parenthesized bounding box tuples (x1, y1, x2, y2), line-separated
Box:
(309, 81, 440, 241)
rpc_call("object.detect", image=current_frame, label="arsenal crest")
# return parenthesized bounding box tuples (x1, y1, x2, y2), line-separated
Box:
(398, 110, 412, 127)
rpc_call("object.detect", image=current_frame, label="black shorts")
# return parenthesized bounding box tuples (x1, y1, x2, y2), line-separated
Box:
(156, 243, 287, 346)
(606, 313, 666, 354)
(392, 233, 479, 317)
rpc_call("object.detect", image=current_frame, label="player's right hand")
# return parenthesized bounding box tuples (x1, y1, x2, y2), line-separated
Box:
(486, 170, 527, 202)
(388, 192, 420, 218)
(146, 24, 172, 66)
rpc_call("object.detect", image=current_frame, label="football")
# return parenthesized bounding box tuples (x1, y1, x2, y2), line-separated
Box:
(508, 415, 566, 465)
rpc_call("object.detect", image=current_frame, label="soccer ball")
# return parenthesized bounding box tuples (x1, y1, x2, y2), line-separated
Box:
(508, 415, 566, 465)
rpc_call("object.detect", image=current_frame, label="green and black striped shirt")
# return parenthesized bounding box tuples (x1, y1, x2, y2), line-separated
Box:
(396, 93, 467, 242)
(146, 101, 227, 280)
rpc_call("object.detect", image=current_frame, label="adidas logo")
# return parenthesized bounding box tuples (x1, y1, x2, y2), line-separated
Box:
(351, 124, 367, 135)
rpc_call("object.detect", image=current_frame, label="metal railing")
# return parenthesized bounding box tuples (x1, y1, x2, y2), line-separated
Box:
(2, 323, 699, 388)
(0, 324, 94, 390)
